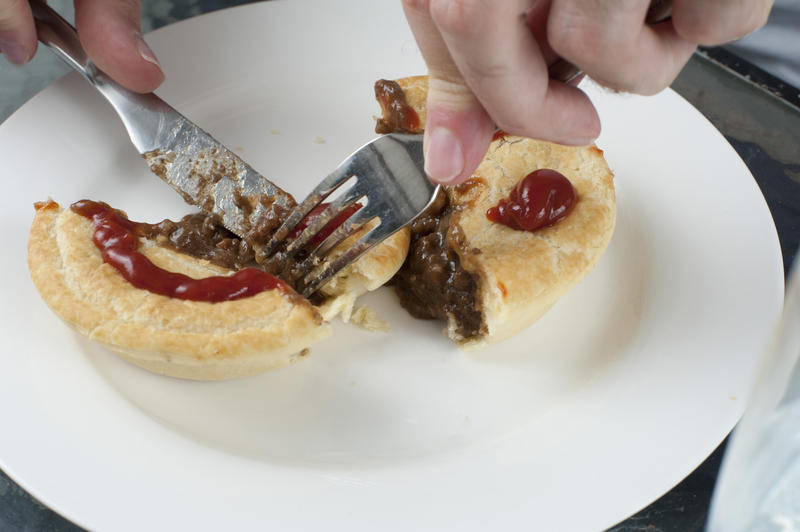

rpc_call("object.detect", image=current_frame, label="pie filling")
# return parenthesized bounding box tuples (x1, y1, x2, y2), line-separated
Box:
(70, 200, 294, 303)
(390, 190, 486, 340)
(374, 80, 486, 339)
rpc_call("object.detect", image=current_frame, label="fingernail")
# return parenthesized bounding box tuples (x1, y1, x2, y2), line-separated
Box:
(424, 127, 464, 184)
(0, 40, 30, 65)
(135, 33, 162, 69)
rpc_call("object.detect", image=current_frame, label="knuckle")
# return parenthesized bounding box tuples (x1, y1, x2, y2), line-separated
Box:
(548, 14, 619, 67)
(548, 0, 641, 62)
(464, 57, 515, 87)
(673, 15, 720, 44)
(744, 2, 772, 34)
(469, 71, 545, 133)
(113, 0, 143, 20)
(675, 1, 773, 45)
(628, 77, 664, 96)
(429, 75, 473, 101)
(489, 97, 545, 137)
(590, 51, 680, 96)
(590, 72, 639, 94)
(429, 0, 481, 36)
(75, 0, 141, 23)
(0, 0, 26, 28)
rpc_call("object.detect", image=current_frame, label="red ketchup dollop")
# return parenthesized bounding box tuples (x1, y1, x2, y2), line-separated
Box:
(71, 200, 290, 303)
(290, 202, 361, 246)
(486, 169, 576, 231)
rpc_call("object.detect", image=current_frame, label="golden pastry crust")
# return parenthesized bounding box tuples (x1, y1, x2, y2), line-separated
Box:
(316, 222, 409, 321)
(451, 139, 616, 345)
(390, 77, 616, 345)
(27, 201, 408, 379)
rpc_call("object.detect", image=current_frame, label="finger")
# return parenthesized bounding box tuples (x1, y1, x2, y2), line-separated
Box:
(524, 0, 558, 66)
(528, 0, 590, 84)
(548, 0, 696, 95)
(0, 0, 36, 65)
(403, 0, 495, 185)
(672, 0, 773, 45)
(75, 0, 164, 93)
(428, 0, 600, 141)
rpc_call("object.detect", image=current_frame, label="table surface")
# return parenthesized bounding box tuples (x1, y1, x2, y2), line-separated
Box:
(2, 2, 799, 531)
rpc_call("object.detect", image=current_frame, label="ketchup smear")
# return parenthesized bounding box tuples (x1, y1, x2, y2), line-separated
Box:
(486, 169, 576, 232)
(71, 200, 290, 303)
(289, 203, 362, 246)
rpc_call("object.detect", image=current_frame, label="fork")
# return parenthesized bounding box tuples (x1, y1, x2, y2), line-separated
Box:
(32, 0, 439, 298)
(261, 133, 437, 297)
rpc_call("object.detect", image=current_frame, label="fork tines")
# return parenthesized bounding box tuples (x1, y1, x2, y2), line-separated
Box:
(260, 133, 436, 299)
(262, 173, 381, 298)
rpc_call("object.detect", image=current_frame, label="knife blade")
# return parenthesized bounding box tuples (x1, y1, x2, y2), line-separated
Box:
(32, 0, 294, 242)
(140, 119, 296, 243)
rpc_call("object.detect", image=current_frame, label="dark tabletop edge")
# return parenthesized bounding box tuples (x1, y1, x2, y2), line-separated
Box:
(704, 46, 800, 110)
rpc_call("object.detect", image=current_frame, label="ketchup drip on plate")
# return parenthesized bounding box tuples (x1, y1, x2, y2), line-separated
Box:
(71, 200, 290, 302)
(486, 169, 576, 231)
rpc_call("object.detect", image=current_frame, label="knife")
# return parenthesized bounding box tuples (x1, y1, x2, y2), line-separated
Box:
(31, 0, 295, 242)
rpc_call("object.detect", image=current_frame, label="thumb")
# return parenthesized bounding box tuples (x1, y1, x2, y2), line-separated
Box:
(75, 0, 164, 93)
(403, 0, 494, 185)
(424, 78, 495, 185)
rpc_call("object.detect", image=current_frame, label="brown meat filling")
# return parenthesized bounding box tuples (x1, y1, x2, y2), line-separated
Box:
(139, 213, 255, 271)
(140, 210, 327, 304)
(374, 79, 421, 134)
(392, 190, 484, 339)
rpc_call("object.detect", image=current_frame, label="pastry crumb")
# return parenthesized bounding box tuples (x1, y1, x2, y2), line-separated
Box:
(312, 136, 326, 144)
(350, 306, 389, 332)
(269, 129, 280, 135)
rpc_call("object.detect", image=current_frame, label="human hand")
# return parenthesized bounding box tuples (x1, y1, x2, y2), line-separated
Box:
(0, 0, 164, 93)
(403, 0, 773, 185)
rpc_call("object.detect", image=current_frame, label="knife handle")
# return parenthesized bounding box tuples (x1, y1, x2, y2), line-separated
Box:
(30, 0, 96, 82)
(30, 0, 175, 152)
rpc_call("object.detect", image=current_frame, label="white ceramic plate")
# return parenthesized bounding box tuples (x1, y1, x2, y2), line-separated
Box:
(0, 1, 784, 530)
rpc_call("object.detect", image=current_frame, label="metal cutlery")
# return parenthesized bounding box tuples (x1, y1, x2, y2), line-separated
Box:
(32, 0, 438, 297)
